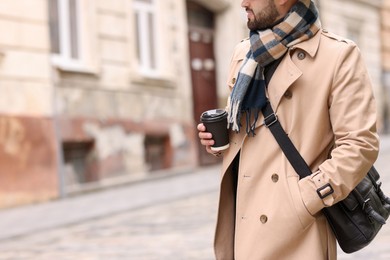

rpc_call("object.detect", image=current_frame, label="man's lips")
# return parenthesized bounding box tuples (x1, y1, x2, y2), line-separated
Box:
(245, 9, 254, 19)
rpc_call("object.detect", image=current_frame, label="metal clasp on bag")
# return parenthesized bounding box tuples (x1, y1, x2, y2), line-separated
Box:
(264, 113, 278, 128)
(362, 198, 371, 210)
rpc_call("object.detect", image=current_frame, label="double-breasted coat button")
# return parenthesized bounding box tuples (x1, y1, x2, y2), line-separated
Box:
(271, 174, 279, 183)
(283, 90, 292, 99)
(231, 78, 236, 84)
(260, 215, 268, 224)
(297, 52, 306, 60)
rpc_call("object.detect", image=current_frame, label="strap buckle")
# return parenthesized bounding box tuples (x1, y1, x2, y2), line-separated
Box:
(264, 113, 278, 128)
(316, 183, 334, 199)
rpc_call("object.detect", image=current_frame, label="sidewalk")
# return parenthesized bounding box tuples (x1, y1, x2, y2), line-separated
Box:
(0, 165, 221, 240)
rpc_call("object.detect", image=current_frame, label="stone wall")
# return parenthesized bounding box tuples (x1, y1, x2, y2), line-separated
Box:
(0, 1, 59, 207)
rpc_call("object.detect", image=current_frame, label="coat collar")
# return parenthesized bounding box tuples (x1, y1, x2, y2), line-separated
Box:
(290, 29, 321, 58)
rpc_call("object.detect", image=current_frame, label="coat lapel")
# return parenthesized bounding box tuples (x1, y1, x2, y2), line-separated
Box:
(268, 55, 302, 110)
(251, 55, 302, 130)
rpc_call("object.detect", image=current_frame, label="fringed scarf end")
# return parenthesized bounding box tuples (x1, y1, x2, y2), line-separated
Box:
(228, 99, 241, 133)
(245, 108, 261, 137)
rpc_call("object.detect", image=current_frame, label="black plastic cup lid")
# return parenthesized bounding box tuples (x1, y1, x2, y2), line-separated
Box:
(200, 109, 227, 122)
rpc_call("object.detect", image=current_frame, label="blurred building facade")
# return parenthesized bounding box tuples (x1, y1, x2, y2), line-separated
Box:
(0, 0, 247, 208)
(0, 1, 59, 208)
(0, 0, 386, 208)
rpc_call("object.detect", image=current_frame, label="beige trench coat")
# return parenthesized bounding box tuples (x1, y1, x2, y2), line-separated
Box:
(214, 29, 379, 260)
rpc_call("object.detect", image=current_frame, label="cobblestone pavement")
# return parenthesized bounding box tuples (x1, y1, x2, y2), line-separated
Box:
(0, 136, 389, 260)
(0, 189, 389, 260)
(0, 192, 219, 260)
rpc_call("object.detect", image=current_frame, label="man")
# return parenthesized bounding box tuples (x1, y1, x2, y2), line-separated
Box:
(197, 0, 379, 259)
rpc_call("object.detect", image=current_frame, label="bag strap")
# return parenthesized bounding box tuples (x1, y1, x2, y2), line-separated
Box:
(261, 102, 311, 178)
(262, 57, 312, 179)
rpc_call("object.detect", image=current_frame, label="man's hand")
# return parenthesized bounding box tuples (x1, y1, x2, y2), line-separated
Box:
(197, 123, 215, 155)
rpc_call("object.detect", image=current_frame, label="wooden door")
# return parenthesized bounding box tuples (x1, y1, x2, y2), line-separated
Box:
(187, 2, 220, 165)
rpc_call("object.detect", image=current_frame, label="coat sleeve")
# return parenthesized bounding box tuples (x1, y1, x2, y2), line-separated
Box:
(298, 42, 380, 216)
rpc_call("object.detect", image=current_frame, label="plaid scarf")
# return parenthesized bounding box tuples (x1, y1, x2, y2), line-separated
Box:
(228, 0, 321, 135)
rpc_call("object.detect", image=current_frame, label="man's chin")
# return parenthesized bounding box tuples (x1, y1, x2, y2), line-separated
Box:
(247, 21, 254, 29)
(247, 22, 258, 31)
(247, 21, 273, 31)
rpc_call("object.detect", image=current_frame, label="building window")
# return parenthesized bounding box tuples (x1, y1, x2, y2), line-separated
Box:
(133, 0, 159, 75)
(48, 0, 82, 69)
(144, 135, 171, 171)
(63, 141, 94, 184)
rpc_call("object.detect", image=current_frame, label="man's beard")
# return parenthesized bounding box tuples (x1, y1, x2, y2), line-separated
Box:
(247, 0, 280, 31)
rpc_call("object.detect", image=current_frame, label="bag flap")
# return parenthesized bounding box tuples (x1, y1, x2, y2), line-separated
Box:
(342, 175, 374, 211)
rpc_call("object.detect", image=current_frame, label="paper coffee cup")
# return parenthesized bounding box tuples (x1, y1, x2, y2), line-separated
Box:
(200, 109, 230, 151)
